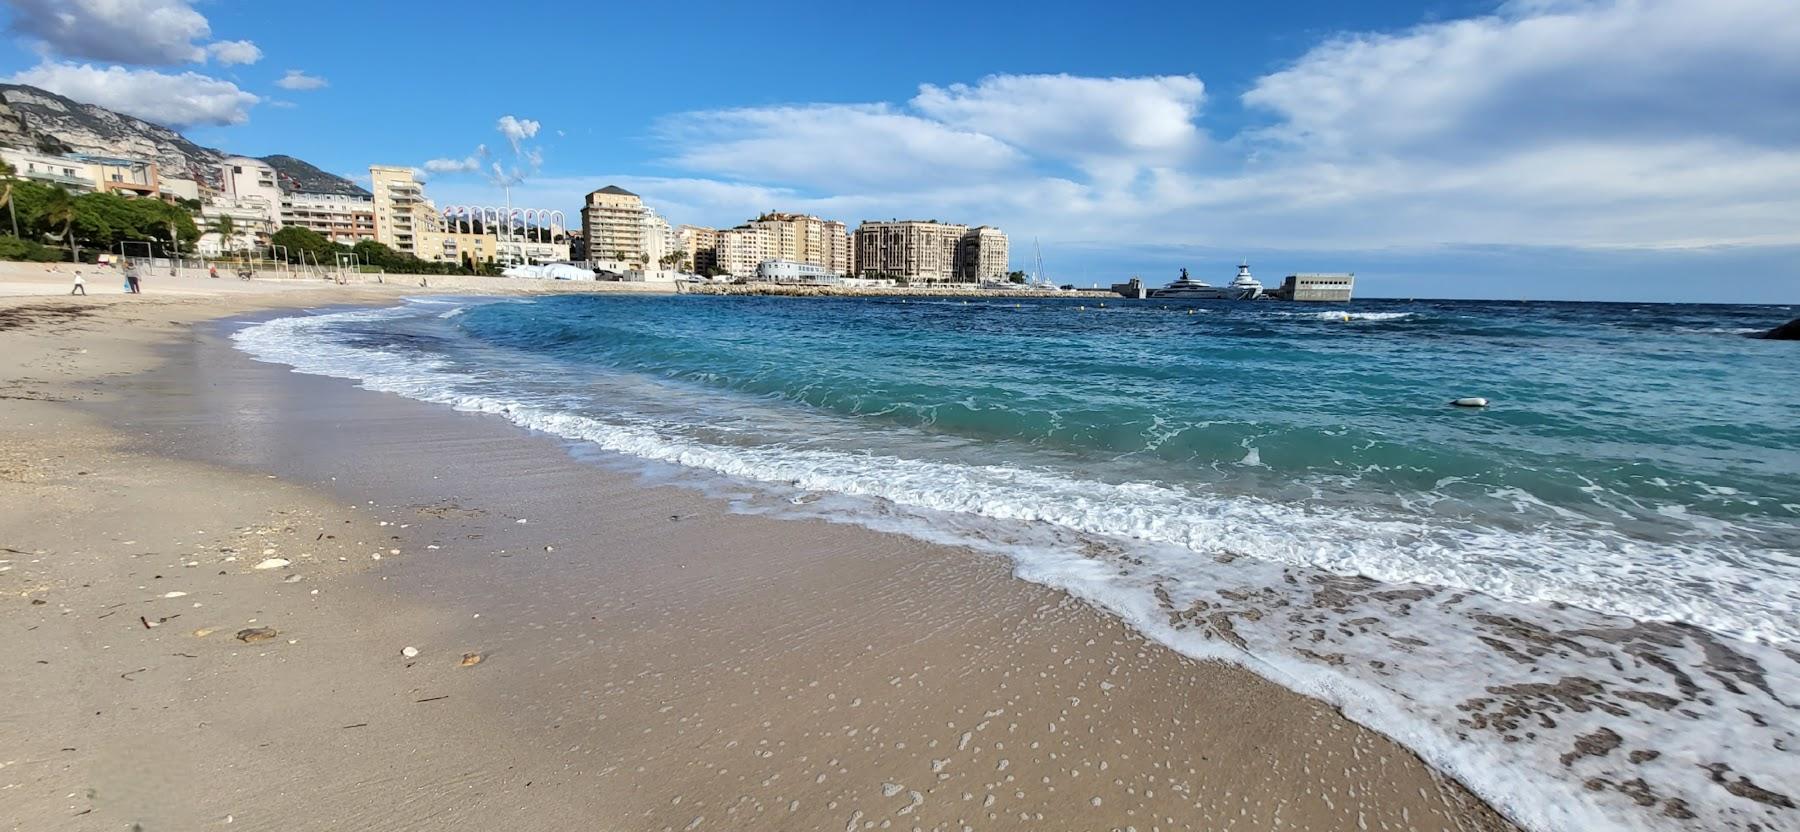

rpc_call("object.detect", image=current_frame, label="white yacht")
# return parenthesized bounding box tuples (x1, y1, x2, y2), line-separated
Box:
(1149, 267, 1229, 299)
(1148, 264, 1264, 300)
(1227, 262, 1263, 300)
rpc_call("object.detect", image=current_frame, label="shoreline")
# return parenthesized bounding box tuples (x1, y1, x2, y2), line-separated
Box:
(1, 287, 1516, 830)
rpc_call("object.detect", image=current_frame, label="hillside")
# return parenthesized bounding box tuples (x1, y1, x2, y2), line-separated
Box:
(0, 84, 367, 197)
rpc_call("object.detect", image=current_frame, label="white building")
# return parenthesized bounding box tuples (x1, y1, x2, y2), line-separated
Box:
(0, 147, 95, 191)
(756, 259, 838, 283)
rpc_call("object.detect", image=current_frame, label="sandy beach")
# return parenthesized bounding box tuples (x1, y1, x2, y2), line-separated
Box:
(0, 271, 1517, 831)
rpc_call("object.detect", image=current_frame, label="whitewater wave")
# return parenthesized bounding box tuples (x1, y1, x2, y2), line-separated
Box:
(232, 304, 1800, 832)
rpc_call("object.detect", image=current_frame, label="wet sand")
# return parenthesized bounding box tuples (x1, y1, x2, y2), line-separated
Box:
(0, 290, 1517, 831)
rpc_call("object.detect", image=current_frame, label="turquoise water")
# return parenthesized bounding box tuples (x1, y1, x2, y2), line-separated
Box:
(238, 295, 1800, 832)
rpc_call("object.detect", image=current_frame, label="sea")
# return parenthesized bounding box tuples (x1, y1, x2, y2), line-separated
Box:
(234, 294, 1800, 832)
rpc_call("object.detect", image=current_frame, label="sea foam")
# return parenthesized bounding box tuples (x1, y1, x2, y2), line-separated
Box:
(234, 303, 1800, 832)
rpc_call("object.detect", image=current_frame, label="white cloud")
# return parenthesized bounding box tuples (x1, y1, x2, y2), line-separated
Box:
(8, 61, 258, 127)
(3, 0, 210, 65)
(275, 69, 327, 91)
(205, 39, 261, 66)
(646, 0, 1800, 254)
(496, 115, 540, 153)
(913, 74, 1205, 172)
(423, 154, 483, 175)
(660, 104, 1022, 191)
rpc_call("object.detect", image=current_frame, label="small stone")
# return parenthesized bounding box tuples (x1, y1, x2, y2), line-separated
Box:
(235, 627, 278, 643)
(282, 574, 303, 584)
(162, 591, 188, 598)
(401, 646, 420, 658)
(459, 652, 483, 667)
(30, 598, 46, 606)
(253, 558, 290, 570)
(192, 627, 216, 637)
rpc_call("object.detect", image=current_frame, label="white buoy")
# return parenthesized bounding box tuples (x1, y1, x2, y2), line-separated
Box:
(1451, 397, 1489, 408)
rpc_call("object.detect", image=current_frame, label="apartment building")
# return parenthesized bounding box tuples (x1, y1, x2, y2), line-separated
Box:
(370, 165, 432, 255)
(580, 185, 646, 270)
(677, 225, 718, 273)
(854, 220, 968, 282)
(281, 192, 377, 245)
(715, 223, 777, 278)
(957, 226, 1010, 282)
(0, 148, 163, 198)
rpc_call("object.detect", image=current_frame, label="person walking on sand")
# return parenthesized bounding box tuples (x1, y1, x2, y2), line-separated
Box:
(69, 269, 86, 295)
(125, 259, 143, 294)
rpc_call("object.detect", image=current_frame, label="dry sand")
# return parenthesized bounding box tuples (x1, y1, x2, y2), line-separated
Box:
(0, 279, 1519, 831)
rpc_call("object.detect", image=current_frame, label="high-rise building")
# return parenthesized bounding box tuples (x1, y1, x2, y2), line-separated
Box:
(957, 226, 1010, 282)
(691, 213, 851, 278)
(580, 185, 645, 270)
(853, 220, 968, 282)
(370, 165, 431, 255)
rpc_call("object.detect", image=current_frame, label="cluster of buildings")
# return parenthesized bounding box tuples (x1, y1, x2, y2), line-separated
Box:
(3, 140, 1008, 281)
(579, 185, 1010, 283)
(1, 141, 574, 269)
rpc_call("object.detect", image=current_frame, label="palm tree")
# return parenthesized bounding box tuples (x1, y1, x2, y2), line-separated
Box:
(210, 215, 236, 259)
(42, 187, 78, 262)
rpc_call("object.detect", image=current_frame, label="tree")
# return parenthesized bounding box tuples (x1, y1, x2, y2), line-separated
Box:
(211, 214, 237, 256)
(1006, 270, 1028, 284)
(42, 187, 77, 262)
(271, 225, 340, 268)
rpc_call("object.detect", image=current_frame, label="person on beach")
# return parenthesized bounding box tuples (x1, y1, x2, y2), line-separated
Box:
(125, 260, 142, 294)
(209, 264, 219, 279)
(69, 269, 86, 295)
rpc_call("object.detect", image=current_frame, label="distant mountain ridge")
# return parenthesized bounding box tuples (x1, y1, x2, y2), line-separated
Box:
(0, 83, 369, 197)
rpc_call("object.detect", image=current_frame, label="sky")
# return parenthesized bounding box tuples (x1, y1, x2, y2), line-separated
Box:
(2, 0, 1797, 303)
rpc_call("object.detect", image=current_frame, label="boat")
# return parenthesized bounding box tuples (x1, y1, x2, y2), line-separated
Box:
(1148, 267, 1229, 299)
(1227, 262, 1263, 300)
(1146, 263, 1265, 300)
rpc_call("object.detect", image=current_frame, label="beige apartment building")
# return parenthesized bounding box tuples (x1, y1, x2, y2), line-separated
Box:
(370, 165, 432, 255)
(581, 185, 646, 269)
(958, 226, 1010, 281)
(854, 220, 969, 282)
(715, 224, 777, 278)
(677, 225, 718, 273)
(689, 213, 852, 278)
(281, 192, 377, 245)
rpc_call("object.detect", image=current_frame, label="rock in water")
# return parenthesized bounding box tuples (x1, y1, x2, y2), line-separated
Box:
(1756, 318, 1800, 340)
(235, 627, 278, 643)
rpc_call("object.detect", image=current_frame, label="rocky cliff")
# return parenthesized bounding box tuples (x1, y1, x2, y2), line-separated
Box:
(0, 84, 367, 196)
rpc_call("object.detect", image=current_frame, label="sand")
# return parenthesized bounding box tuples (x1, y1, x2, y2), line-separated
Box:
(0, 275, 1519, 831)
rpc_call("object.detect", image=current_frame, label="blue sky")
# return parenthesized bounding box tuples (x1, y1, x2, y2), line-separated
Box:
(3, 0, 1798, 303)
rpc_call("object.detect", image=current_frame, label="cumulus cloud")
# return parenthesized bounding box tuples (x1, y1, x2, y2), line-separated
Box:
(205, 39, 261, 66)
(645, 0, 1800, 253)
(3, 0, 210, 65)
(8, 61, 259, 127)
(914, 74, 1205, 170)
(423, 149, 484, 175)
(275, 69, 327, 91)
(425, 117, 547, 189)
(496, 115, 540, 153)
